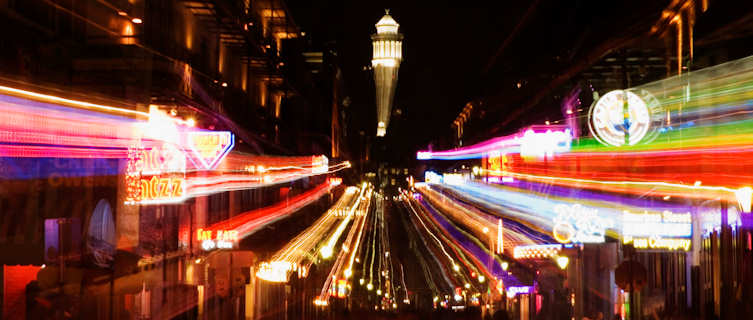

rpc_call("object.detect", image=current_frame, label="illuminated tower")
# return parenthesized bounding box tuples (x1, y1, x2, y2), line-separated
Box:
(371, 9, 403, 137)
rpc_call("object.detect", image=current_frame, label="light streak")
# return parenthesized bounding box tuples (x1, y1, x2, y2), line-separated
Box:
(344, 196, 370, 277)
(186, 161, 351, 197)
(202, 182, 333, 240)
(398, 198, 453, 294)
(0, 85, 350, 197)
(0, 84, 148, 118)
(321, 187, 366, 258)
(405, 193, 488, 292)
(258, 188, 359, 283)
(404, 195, 457, 269)
(316, 188, 372, 302)
(411, 191, 522, 285)
(416, 126, 571, 160)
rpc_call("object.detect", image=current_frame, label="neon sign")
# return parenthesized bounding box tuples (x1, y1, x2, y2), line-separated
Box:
(125, 145, 186, 205)
(588, 90, 662, 147)
(623, 236, 691, 251)
(187, 131, 234, 170)
(519, 128, 572, 158)
(621, 210, 692, 238)
(329, 177, 342, 186)
(488, 150, 503, 172)
(622, 209, 692, 251)
(506, 286, 532, 297)
(197, 228, 238, 251)
(552, 203, 613, 243)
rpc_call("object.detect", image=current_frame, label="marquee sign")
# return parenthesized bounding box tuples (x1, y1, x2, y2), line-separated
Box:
(186, 131, 234, 170)
(588, 90, 662, 147)
(513, 244, 563, 259)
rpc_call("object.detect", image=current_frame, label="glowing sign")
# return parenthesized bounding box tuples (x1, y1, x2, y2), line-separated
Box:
(519, 128, 572, 158)
(621, 210, 692, 251)
(187, 131, 234, 170)
(443, 173, 466, 185)
(337, 279, 348, 298)
(329, 177, 342, 186)
(256, 261, 293, 282)
(621, 210, 692, 238)
(424, 171, 442, 183)
(125, 145, 186, 205)
(513, 244, 562, 259)
(488, 150, 503, 172)
(623, 236, 691, 251)
(552, 203, 613, 243)
(506, 286, 532, 298)
(197, 228, 238, 251)
(588, 90, 662, 147)
(138, 176, 184, 200)
(496, 279, 505, 294)
(312, 155, 329, 174)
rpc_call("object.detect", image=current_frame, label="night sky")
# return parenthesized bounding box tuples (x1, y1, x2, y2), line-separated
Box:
(286, 0, 675, 166)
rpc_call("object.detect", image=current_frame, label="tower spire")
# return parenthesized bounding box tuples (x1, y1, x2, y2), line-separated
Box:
(371, 10, 403, 137)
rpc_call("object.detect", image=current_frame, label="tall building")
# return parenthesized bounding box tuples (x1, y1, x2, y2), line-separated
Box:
(371, 10, 403, 137)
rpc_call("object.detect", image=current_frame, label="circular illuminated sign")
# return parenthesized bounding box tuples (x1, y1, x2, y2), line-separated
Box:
(553, 222, 575, 243)
(552, 203, 613, 244)
(588, 90, 661, 147)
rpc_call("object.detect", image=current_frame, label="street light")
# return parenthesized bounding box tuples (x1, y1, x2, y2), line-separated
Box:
(320, 246, 333, 259)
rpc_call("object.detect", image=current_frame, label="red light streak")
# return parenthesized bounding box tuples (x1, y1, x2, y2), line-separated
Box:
(487, 146, 753, 201)
(0, 145, 127, 158)
(201, 182, 334, 239)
